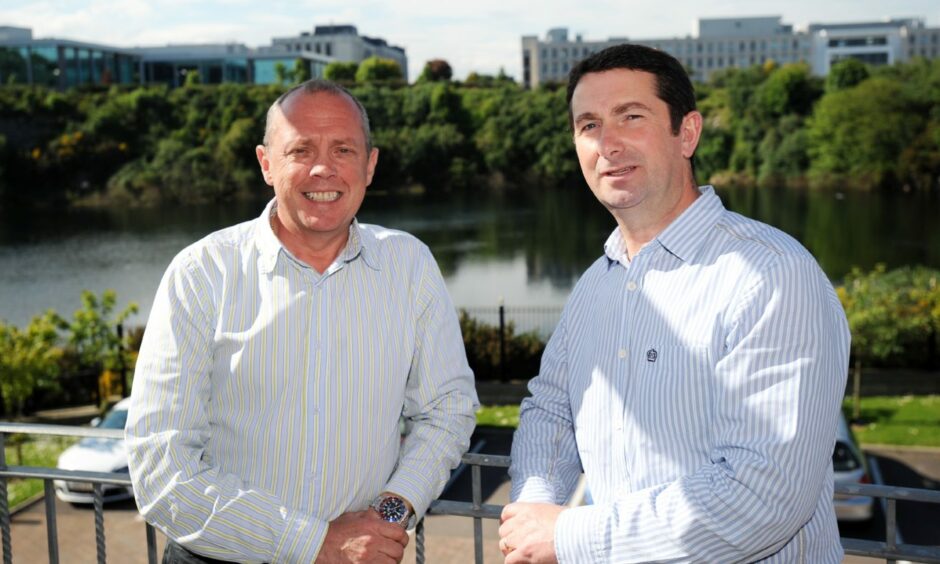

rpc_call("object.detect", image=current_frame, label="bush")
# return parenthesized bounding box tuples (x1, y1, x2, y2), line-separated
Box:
(458, 310, 545, 381)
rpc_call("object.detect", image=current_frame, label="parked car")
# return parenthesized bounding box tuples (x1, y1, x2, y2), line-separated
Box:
(54, 398, 133, 504)
(832, 414, 874, 522)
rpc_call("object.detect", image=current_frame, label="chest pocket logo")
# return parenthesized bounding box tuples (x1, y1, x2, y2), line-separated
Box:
(646, 348, 658, 362)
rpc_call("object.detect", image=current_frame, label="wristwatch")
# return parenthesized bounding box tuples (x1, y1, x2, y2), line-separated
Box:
(371, 494, 416, 529)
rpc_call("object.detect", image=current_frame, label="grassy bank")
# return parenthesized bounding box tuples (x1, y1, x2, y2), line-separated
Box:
(478, 395, 940, 449)
(844, 395, 940, 448)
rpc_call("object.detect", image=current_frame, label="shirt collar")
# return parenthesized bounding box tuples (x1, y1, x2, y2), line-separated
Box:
(602, 185, 725, 266)
(255, 199, 381, 274)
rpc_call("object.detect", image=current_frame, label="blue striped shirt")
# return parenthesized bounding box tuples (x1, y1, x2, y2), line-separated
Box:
(510, 186, 850, 563)
(126, 199, 478, 562)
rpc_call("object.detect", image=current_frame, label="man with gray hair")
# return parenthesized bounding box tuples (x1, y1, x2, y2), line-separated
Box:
(126, 79, 478, 563)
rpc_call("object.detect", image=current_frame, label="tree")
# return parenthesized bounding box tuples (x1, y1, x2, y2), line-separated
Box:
(324, 61, 358, 82)
(0, 311, 62, 417)
(183, 69, 201, 87)
(807, 77, 923, 188)
(837, 265, 940, 420)
(274, 62, 289, 86)
(62, 290, 137, 399)
(292, 58, 311, 83)
(418, 59, 452, 82)
(826, 59, 870, 93)
(355, 56, 403, 83)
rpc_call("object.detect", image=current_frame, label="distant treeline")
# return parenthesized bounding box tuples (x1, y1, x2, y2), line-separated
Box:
(0, 57, 937, 209)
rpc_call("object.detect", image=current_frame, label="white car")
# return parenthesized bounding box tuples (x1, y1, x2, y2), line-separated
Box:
(54, 398, 133, 504)
(832, 414, 874, 522)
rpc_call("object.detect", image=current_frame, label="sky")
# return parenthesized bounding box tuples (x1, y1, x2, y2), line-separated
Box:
(1, 0, 938, 81)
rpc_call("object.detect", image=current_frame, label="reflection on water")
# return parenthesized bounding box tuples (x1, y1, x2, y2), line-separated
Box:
(0, 184, 938, 327)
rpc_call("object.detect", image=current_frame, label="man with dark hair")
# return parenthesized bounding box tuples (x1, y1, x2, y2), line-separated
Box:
(127, 79, 478, 563)
(500, 44, 849, 563)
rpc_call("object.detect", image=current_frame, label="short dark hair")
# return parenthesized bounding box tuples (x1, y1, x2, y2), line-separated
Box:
(263, 78, 372, 150)
(566, 44, 696, 135)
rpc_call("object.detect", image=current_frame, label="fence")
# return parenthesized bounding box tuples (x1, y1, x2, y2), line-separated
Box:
(459, 305, 562, 340)
(0, 423, 938, 564)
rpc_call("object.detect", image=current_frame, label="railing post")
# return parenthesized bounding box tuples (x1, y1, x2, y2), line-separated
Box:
(93, 484, 106, 564)
(498, 301, 507, 383)
(472, 463, 483, 564)
(0, 432, 10, 564)
(886, 498, 897, 564)
(43, 480, 59, 564)
(146, 523, 158, 564)
(415, 518, 425, 564)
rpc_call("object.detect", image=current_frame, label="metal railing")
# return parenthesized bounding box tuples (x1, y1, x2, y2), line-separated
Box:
(0, 422, 158, 564)
(0, 423, 938, 563)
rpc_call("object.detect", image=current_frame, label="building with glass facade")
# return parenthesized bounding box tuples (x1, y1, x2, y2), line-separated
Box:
(521, 16, 939, 88)
(0, 26, 141, 88)
(0, 24, 384, 89)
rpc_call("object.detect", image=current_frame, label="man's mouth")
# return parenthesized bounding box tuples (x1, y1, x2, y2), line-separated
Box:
(604, 166, 636, 177)
(303, 191, 340, 202)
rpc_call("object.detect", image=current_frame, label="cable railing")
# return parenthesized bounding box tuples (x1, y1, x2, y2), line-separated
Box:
(0, 423, 938, 563)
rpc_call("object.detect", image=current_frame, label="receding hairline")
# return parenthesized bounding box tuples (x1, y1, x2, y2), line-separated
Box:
(262, 80, 372, 150)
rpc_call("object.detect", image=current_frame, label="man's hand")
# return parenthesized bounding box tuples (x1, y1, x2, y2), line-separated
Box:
(315, 510, 409, 563)
(498, 502, 566, 564)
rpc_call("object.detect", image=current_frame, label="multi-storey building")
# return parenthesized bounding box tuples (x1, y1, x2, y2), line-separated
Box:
(267, 24, 408, 79)
(0, 23, 403, 88)
(0, 26, 141, 88)
(522, 16, 938, 88)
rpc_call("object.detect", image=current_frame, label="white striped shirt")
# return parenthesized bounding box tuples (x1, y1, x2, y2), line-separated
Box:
(510, 186, 850, 563)
(126, 199, 478, 562)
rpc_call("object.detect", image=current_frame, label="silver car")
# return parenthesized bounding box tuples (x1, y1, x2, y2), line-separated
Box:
(832, 415, 874, 522)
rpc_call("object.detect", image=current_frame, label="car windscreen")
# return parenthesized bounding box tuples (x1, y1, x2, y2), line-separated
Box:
(99, 409, 128, 430)
(832, 440, 861, 472)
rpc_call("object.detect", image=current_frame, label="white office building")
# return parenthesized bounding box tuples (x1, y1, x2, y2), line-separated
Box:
(267, 24, 407, 79)
(522, 16, 938, 88)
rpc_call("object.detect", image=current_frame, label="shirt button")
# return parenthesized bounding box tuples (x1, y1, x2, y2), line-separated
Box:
(618, 348, 627, 359)
(627, 281, 638, 291)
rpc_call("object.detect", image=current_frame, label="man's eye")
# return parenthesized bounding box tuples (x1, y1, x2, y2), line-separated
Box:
(580, 123, 597, 133)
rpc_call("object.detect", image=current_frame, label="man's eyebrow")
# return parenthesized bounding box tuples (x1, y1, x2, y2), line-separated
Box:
(573, 111, 600, 124)
(612, 101, 652, 115)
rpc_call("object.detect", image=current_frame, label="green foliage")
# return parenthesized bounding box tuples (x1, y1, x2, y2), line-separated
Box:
(324, 61, 359, 82)
(458, 311, 545, 381)
(837, 264, 940, 368)
(3, 56, 938, 207)
(418, 59, 453, 82)
(807, 77, 924, 188)
(62, 290, 138, 373)
(292, 58, 311, 83)
(826, 59, 870, 92)
(0, 312, 62, 416)
(355, 56, 404, 83)
(183, 70, 201, 87)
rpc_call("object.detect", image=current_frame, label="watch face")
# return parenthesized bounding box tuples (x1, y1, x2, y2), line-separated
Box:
(377, 496, 408, 523)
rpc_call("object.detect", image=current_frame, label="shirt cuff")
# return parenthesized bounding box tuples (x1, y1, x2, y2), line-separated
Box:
(271, 508, 328, 563)
(555, 504, 606, 563)
(384, 470, 438, 520)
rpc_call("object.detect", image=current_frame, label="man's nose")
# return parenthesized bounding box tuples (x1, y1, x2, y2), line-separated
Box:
(309, 157, 336, 178)
(597, 127, 623, 159)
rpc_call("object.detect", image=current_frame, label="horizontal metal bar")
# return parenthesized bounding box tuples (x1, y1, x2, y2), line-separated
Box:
(834, 481, 940, 504)
(0, 466, 130, 486)
(460, 453, 511, 467)
(427, 500, 502, 520)
(842, 538, 940, 564)
(0, 423, 122, 440)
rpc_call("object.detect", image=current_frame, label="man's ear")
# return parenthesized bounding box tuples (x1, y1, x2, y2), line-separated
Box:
(256, 145, 274, 186)
(680, 111, 703, 159)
